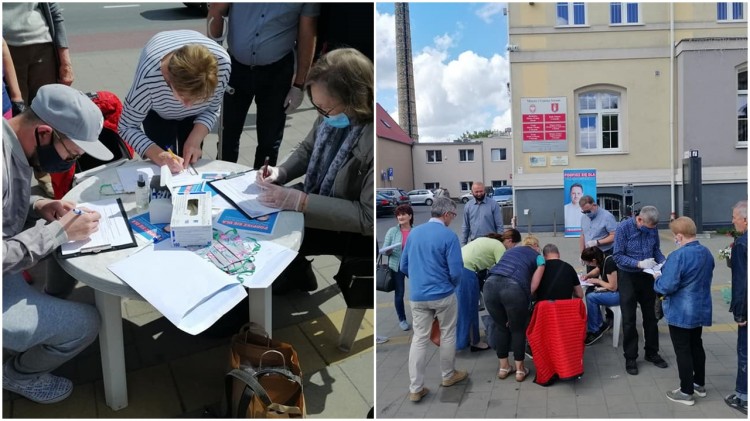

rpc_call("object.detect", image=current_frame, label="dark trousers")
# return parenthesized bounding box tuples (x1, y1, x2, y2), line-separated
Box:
(142, 110, 198, 154)
(220, 53, 294, 167)
(738, 325, 748, 396)
(619, 270, 660, 360)
(484, 276, 529, 361)
(668, 325, 705, 395)
(393, 270, 407, 322)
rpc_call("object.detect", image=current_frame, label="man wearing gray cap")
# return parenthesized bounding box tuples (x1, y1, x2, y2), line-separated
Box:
(2, 84, 112, 404)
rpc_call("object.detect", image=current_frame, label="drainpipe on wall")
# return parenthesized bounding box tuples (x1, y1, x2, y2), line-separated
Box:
(669, 3, 677, 220)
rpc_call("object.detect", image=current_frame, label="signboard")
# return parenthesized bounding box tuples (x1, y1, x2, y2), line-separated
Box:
(521, 97, 568, 152)
(563, 169, 597, 238)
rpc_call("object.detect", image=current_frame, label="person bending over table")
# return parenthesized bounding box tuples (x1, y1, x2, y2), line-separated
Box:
(257, 48, 373, 294)
(118, 30, 230, 173)
(3, 84, 113, 404)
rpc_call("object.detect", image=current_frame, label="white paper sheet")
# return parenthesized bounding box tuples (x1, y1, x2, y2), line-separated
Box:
(378, 243, 401, 254)
(61, 199, 134, 255)
(107, 243, 247, 335)
(240, 240, 298, 289)
(209, 171, 280, 218)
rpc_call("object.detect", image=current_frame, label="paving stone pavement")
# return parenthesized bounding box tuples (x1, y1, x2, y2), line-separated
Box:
(376, 226, 747, 418)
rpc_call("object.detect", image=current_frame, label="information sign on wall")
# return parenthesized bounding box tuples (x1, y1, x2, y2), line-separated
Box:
(521, 97, 568, 152)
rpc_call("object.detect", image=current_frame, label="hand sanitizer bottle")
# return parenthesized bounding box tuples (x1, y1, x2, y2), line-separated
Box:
(136, 174, 150, 212)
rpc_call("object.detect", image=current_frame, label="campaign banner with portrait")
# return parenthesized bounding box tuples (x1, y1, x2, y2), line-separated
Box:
(563, 169, 597, 237)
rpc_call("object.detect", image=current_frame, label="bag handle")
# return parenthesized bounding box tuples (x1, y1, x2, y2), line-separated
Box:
(259, 349, 286, 369)
(224, 368, 272, 418)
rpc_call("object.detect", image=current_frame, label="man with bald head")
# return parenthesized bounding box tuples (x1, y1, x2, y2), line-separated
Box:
(461, 181, 503, 246)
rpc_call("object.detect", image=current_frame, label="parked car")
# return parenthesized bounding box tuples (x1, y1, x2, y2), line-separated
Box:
(406, 189, 435, 206)
(376, 193, 397, 217)
(460, 187, 513, 205)
(376, 188, 410, 206)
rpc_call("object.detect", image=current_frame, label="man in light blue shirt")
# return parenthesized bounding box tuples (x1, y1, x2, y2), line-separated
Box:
(579, 195, 617, 256)
(461, 181, 503, 245)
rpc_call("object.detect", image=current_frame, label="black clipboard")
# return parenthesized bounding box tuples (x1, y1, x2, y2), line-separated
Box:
(206, 170, 259, 221)
(58, 198, 138, 258)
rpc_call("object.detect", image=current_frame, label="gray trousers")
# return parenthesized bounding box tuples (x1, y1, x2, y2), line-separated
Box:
(3, 272, 100, 381)
(409, 294, 458, 393)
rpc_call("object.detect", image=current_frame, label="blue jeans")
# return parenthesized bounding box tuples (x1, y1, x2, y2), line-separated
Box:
(737, 324, 747, 400)
(393, 270, 407, 322)
(586, 291, 620, 333)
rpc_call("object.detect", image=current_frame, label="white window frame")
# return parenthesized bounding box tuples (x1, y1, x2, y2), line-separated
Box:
(610, 2, 641, 25)
(426, 149, 443, 163)
(738, 66, 747, 146)
(424, 182, 440, 190)
(458, 149, 475, 162)
(576, 87, 625, 154)
(459, 181, 472, 192)
(718, 2, 746, 22)
(556, 2, 588, 27)
(491, 148, 507, 161)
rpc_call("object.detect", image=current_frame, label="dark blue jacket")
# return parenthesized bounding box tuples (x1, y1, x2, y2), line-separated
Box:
(488, 245, 541, 298)
(730, 232, 748, 323)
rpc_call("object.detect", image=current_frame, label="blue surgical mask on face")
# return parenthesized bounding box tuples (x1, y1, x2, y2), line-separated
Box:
(587, 211, 597, 220)
(323, 113, 350, 128)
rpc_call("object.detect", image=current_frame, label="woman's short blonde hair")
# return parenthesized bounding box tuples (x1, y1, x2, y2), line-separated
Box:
(670, 216, 697, 237)
(522, 235, 540, 248)
(167, 44, 218, 103)
(306, 48, 373, 125)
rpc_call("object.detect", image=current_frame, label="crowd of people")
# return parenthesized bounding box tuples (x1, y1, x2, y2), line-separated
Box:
(2, 2, 373, 405)
(381, 182, 747, 413)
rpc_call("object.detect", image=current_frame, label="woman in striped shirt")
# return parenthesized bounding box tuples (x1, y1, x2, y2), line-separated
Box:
(118, 30, 230, 172)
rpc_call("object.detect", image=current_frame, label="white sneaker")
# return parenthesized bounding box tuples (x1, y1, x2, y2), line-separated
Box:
(3, 373, 73, 404)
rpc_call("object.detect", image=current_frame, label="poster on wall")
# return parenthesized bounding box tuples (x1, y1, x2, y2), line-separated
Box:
(521, 97, 567, 153)
(563, 169, 597, 238)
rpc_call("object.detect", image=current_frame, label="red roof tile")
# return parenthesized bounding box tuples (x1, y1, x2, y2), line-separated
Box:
(376, 103, 413, 145)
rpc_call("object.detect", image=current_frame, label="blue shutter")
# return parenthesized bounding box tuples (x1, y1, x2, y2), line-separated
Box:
(626, 3, 639, 23)
(611, 3, 622, 24)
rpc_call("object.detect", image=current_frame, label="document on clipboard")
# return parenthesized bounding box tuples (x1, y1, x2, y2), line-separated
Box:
(59, 198, 137, 257)
(207, 170, 280, 219)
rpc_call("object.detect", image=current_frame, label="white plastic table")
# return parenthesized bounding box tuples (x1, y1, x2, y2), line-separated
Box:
(55, 158, 303, 411)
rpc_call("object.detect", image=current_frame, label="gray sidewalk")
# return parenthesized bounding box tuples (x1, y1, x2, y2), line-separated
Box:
(375, 225, 745, 418)
(3, 36, 373, 418)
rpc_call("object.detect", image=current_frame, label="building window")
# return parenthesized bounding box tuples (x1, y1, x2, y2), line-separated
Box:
(557, 2, 587, 26)
(610, 2, 640, 24)
(426, 150, 442, 163)
(739, 68, 747, 145)
(491, 148, 507, 161)
(577, 89, 623, 153)
(424, 182, 440, 190)
(459, 181, 472, 191)
(718, 2, 745, 21)
(492, 180, 508, 187)
(458, 149, 475, 162)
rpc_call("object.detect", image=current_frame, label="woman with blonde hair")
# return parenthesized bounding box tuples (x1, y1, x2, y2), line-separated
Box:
(119, 30, 231, 172)
(483, 234, 545, 382)
(257, 48, 373, 294)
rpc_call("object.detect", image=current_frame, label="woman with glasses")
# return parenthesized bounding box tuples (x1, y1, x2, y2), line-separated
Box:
(484, 235, 545, 382)
(118, 30, 231, 173)
(257, 48, 373, 294)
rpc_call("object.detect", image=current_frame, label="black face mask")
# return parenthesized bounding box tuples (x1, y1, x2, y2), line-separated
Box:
(35, 128, 75, 173)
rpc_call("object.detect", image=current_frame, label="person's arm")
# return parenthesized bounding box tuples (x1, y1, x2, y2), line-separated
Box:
(207, 3, 230, 40)
(530, 264, 545, 295)
(47, 3, 73, 85)
(572, 285, 584, 299)
(653, 231, 666, 264)
(382, 227, 394, 255)
(460, 206, 470, 246)
(192, 46, 231, 164)
(603, 269, 618, 291)
(293, 15, 317, 87)
(447, 236, 464, 287)
(613, 222, 640, 270)
(653, 253, 680, 296)
(400, 238, 409, 277)
(2, 39, 22, 105)
(579, 233, 585, 253)
(598, 230, 615, 248)
(493, 201, 503, 233)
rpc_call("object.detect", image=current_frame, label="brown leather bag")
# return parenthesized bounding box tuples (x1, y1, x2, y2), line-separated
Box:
(225, 323, 305, 418)
(430, 317, 441, 346)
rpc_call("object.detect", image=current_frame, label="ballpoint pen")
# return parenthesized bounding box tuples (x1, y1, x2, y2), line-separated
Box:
(262, 156, 270, 178)
(72, 208, 86, 215)
(167, 147, 179, 162)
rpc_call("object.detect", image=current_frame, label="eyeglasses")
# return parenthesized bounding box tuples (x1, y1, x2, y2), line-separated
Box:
(53, 131, 82, 162)
(307, 87, 336, 117)
(447, 211, 457, 217)
(581, 209, 592, 214)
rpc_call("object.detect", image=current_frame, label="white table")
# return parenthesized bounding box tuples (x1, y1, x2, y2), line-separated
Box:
(55, 158, 303, 411)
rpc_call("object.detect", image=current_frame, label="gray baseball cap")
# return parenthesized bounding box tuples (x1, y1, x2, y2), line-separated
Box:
(30, 84, 114, 161)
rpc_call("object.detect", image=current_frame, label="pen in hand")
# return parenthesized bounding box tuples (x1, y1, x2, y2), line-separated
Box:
(72, 208, 87, 216)
(262, 156, 270, 179)
(167, 147, 179, 162)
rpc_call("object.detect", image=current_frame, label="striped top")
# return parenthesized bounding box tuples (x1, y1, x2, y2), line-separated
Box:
(118, 30, 231, 156)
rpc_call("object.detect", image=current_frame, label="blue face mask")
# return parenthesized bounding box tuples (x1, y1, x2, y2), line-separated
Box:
(586, 210, 597, 220)
(323, 113, 350, 128)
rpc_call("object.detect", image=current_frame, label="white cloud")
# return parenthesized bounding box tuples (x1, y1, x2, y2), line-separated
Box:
(433, 33, 455, 51)
(476, 3, 507, 24)
(376, 10, 397, 91)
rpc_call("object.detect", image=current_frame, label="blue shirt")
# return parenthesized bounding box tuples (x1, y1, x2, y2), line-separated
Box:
(488, 245, 543, 298)
(613, 218, 665, 272)
(461, 196, 502, 245)
(400, 218, 463, 302)
(2, 82, 10, 115)
(227, 3, 320, 66)
(654, 241, 714, 328)
(581, 207, 618, 252)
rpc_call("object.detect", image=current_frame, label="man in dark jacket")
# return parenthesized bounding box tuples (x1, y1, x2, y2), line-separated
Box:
(726, 200, 748, 414)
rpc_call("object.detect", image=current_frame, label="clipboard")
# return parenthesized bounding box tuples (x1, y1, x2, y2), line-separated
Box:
(206, 170, 280, 220)
(58, 198, 138, 258)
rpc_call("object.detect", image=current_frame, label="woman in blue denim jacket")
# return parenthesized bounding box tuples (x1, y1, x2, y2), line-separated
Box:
(654, 217, 714, 406)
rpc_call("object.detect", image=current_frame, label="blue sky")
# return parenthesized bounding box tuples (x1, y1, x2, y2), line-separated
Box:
(376, 3, 511, 142)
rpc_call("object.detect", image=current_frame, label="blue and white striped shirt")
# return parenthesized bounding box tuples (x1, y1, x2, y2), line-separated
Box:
(118, 30, 231, 156)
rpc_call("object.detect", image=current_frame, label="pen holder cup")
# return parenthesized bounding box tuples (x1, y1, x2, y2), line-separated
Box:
(150, 176, 172, 201)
